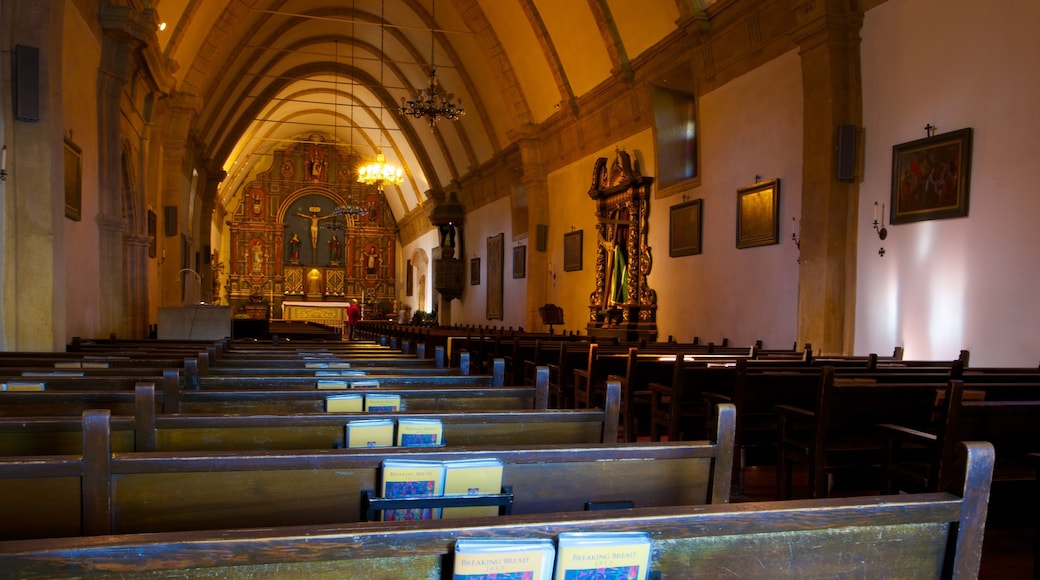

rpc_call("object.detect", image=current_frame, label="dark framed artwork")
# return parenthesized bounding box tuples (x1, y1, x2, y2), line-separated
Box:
(669, 198, 703, 257)
(470, 257, 480, 285)
(513, 245, 527, 279)
(736, 178, 780, 249)
(563, 230, 583, 271)
(405, 259, 413, 296)
(890, 127, 972, 225)
(147, 210, 157, 258)
(63, 136, 82, 221)
(487, 233, 504, 320)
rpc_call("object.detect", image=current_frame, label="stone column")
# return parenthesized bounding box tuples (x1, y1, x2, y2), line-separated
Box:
(157, 95, 201, 307)
(791, 2, 864, 355)
(1, 2, 64, 350)
(511, 125, 551, 332)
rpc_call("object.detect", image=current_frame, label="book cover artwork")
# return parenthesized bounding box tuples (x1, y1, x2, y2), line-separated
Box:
(553, 532, 652, 580)
(345, 418, 394, 448)
(381, 459, 446, 521)
(453, 537, 556, 580)
(397, 418, 444, 447)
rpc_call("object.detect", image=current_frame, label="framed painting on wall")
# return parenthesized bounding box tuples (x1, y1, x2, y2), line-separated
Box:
(147, 210, 157, 258)
(470, 257, 480, 285)
(563, 230, 583, 271)
(406, 259, 413, 296)
(487, 233, 504, 320)
(890, 127, 972, 224)
(64, 136, 82, 221)
(669, 198, 703, 257)
(513, 245, 526, 278)
(736, 178, 780, 249)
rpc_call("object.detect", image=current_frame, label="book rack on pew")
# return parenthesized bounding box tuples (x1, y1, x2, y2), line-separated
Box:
(361, 487, 515, 521)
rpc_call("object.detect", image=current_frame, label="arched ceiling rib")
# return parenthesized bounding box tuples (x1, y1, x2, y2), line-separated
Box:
(151, 0, 715, 225)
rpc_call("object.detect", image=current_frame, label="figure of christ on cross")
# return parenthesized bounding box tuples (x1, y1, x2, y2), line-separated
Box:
(295, 210, 336, 263)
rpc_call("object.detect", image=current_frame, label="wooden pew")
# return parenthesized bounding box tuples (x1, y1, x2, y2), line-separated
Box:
(879, 379, 1040, 530)
(0, 441, 993, 578)
(0, 397, 734, 540)
(775, 367, 947, 499)
(0, 375, 613, 455)
(701, 360, 822, 489)
(0, 367, 551, 418)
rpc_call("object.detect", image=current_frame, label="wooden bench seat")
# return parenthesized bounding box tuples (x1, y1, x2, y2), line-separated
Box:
(0, 399, 733, 540)
(0, 440, 993, 578)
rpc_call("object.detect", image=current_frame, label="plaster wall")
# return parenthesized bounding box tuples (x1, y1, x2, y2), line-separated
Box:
(61, 0, 102, 340)
(653, 50, 803, 348)
(453, 197, 527, 328)
(856, 0, 1040, 365)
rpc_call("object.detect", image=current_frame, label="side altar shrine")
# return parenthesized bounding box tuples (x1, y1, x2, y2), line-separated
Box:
(224, 134, 399, 328)
(585, 150, 658, 343)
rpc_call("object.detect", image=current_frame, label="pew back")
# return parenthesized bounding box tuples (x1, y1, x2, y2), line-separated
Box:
(0, 399, 734, 540)
(0, 441, 993, 579)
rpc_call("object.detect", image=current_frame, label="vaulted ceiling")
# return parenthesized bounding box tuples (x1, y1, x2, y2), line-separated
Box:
(152, 0, 715, 224)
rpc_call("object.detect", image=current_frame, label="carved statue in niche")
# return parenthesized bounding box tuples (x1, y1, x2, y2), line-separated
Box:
(251, 240, 264, 274)
(328, 234, 342, 264)
(288, 233, 301, 263)
(365, 245, 380, 275)
(307, 146, 328, 181)
(438, 224, 456, 258)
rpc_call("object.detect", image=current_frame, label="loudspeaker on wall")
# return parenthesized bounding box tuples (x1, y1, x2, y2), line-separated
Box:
(163, 206, 178, 237)
(13, 45, 40, 122)
(535, 224, 548, 252)
(837, 124, 857, 182)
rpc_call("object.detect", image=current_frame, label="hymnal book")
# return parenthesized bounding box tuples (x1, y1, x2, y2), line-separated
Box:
(364, 393, 400, 412)
(380, 459, 446, 521)
(79, 361, 110, 369)
(442, 458, 505, 519)
(53, 361, 82, 369)
(553, 532, 652, 580)
(327, 361, 352, 369)
(397, 418, 444, 447)
(350, 379, 381, 389)
(316, 379, 349, 390)
(305, 362, 330, 369)
(3, 381, 46, 392)
(345, 418, 394, 448)
(453, 537, 556, 580)
(325, 393, 363, 412)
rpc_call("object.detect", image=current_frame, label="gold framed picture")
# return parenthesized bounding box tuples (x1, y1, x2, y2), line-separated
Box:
(736, 179, 780, 249)
(669, 198, 703, 257)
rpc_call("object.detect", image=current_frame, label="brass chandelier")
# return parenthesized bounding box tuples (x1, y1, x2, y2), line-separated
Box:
(358, 0, 404, 191)
(398, 0, 465, 129)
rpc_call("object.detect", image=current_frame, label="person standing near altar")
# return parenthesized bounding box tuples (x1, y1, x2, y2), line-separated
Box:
(346, 298, 361, 340)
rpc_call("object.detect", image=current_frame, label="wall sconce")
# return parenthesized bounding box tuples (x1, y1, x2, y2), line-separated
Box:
(873, 201, 887, 257)
(1, 145, 8, 181)
(790, 217, 801, 263)
(873, 201, 888, 240)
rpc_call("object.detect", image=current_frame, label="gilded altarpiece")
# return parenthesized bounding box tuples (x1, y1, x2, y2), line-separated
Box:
(586, 150, 658, 342)
(226, 134, 398, 318)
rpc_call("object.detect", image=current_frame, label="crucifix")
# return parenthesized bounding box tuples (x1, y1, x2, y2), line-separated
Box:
(925, 124, 936, 138)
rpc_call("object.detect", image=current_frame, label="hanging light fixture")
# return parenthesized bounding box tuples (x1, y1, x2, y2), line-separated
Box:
(324, 8, 366, 227)
(398, 0, 465, 129)
(359, 0, 404, 191)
